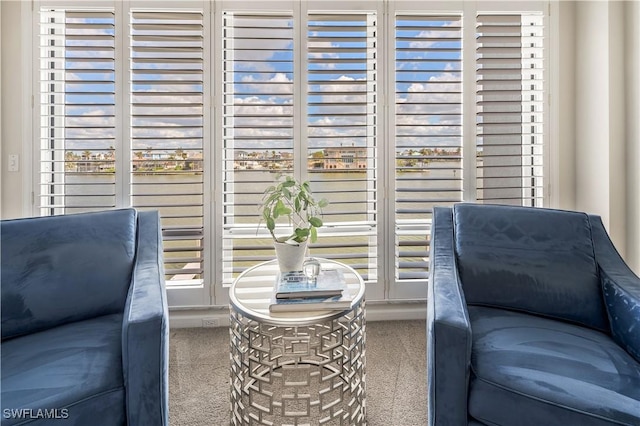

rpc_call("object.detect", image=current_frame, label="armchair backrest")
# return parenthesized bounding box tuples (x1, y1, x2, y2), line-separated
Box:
(1, 209, 138, 340)
(453, 203, 609, 332)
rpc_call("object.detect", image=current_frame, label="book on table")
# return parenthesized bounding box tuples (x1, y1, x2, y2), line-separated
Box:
(268, 292, 352, 313)
(274, 268, 347, 299)
(269, 268, 352, 313)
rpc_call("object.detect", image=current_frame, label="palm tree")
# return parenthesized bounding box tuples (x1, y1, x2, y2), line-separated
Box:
(133, 151, 144, 171)
(65, 151, 77, 171)
(145, 146, 153, 168)
(79, 150, 92, 172)
(418, 148, 431, 167)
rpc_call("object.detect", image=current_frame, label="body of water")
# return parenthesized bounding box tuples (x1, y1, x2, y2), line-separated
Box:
(61, 166, 461, 279)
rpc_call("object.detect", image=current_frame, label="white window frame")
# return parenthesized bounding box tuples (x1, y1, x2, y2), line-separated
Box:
(31, 0, 213, 308)
(26, 0, 553, 307)
(386, 1, 550, 299)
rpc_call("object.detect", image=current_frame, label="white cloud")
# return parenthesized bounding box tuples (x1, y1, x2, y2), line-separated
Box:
(394, 69, 463, 146)
(237, 73, 294, 96)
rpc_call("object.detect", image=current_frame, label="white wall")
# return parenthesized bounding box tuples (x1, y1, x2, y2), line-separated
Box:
(0, 1, 27, 219)
(555, 1, 576, 210)
(574, 1, 627, 257)
(626, 0, 640, 273)
(608, 2, 627, 256)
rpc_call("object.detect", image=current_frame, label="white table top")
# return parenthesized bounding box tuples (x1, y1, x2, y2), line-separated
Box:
(229, 258, 365, 326)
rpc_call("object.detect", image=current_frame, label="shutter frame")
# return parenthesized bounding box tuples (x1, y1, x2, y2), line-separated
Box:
(394, 13, 464, 283)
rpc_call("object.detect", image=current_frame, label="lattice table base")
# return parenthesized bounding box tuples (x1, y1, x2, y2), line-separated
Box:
(229, 302, 366, 425)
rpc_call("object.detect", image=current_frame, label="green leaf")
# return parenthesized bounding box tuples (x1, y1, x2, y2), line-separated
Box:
(310, 227, 318, 243)
(294, 228, 309, 238)
(258, 175, 327, 242)
(309, 216, 323, 227)
(266, 217, 275, 231)
(274, 200, 285, 218)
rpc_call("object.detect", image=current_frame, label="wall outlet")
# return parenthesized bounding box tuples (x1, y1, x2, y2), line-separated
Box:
(202, 318, 219, 328)
(8, 154, 19, 172)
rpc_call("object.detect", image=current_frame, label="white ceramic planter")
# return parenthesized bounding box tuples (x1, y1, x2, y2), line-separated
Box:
(273, 240, 308, 272)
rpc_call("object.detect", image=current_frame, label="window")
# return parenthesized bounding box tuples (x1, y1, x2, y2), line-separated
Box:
(130, 10, 206, 288)
(220, 11, 297, 282)
(34, 1, 548, 306)
(221, 8, 379, 294)
(305, 11, 378, 287)
(389, 6, 545, 298)
(38, 9, 117, 215)
(38, 2, 209, 306)
(475, 13, 545, 206)
(393, 14, 463, 295)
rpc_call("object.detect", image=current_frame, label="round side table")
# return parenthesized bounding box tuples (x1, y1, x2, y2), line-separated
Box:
(229, 258, 366, 425)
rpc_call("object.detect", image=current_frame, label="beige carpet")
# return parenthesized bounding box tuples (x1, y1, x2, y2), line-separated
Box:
(169, 320, 427, 426)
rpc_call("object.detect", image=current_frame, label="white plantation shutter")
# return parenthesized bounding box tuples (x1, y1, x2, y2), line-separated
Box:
(130, 10, 206, 284)
(221, 9, 379, 285)
(221, 12, 295, 283)
(476, 13, 545, 206)
(306, 11, 378, 282)
(38, 4, 208, 300)
(34, 1, 549, 306)
(393, 14, 463, 285)
(39, 9, 117, 215)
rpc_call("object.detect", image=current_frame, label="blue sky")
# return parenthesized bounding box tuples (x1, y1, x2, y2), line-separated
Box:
(46, 9, 541, 158)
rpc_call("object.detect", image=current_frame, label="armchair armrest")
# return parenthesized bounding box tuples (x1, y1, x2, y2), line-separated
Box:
(427, 207, 472, 426)
(590, 215, 640, 363)
(122, 210, 169, 426)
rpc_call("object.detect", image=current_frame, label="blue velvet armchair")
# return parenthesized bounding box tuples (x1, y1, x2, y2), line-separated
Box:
(1, 208, 169, 426)
(427, 204, 640, 426)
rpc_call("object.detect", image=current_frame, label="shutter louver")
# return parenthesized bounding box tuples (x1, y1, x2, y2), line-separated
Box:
(130, 10, 205, 283)
(476, 13, 544, 206)
(307, 12, 378, 281)
(221, 12, 295, 283)
(39, 9, 116, 215)
(35, 3, 549, 304)
(394, 15, 463, 282)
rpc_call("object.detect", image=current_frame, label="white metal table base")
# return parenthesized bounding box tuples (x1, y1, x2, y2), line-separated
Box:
(229, 301, 366, 425)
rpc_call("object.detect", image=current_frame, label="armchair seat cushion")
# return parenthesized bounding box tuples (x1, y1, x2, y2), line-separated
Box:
(468, 307, 640, 426)
(1, 314, 126, 426)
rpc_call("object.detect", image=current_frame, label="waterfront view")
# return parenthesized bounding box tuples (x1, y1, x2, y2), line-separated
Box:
(61, 163, 461, 283)
(54, 144, 537, 285)
(61, 146, 459, 174)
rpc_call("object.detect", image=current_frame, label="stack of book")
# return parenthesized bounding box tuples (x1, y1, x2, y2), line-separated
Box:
(269, 268, 351, 313)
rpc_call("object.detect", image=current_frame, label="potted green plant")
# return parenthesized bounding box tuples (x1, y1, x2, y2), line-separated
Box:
(261, 175, 328, 272)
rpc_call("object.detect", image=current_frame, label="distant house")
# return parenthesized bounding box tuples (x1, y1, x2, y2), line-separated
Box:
(322, 146, 367, 170)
